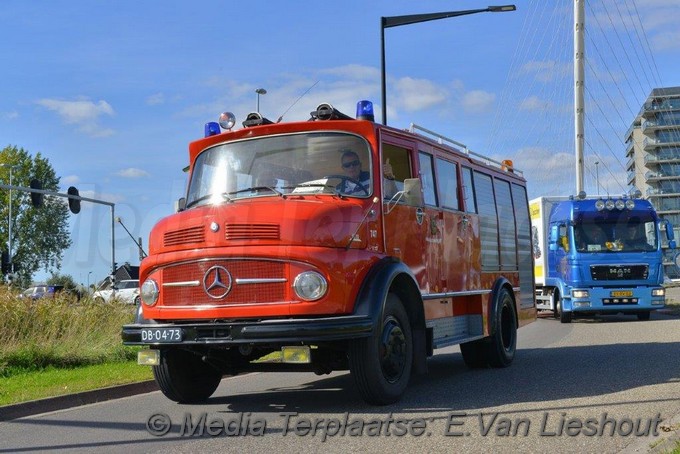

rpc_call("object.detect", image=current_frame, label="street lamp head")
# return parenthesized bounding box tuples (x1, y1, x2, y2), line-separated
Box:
(488, 5, 516, 12)
(255, 88, 267, 95)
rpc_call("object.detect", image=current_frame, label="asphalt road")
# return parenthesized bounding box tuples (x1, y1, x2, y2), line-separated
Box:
(1, 312, 679, 453)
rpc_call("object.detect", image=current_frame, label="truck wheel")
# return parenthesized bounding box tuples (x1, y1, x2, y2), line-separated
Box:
(556, 297, 572, 323)
(636, 311, 651, 321)
(460, 339, 489, 368)
(349, 293, 412, 405)
(485, 288, 517, 368)
(153, 349, 223, 403)
(553, 291, 561, 319)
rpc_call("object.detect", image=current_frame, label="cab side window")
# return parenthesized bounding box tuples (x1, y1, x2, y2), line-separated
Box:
(418, 152, 438, 207)
(382, 143, 412, 199)
(436, 158, 459, 211)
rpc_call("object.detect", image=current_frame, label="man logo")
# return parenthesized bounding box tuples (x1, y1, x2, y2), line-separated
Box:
(203, 265, 233, 299)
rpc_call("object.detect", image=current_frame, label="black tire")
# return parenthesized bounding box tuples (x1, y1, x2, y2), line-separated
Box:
(349, 293, 412, 405)
(637, 311, 651, 321)
(134, 296, 141, 306)
(557, 297, 572, 323)
(460, 338, 489, 368)
(486, 288, 518, 368)
(153, 349, 223, 403)
(552, 291, 561, 319)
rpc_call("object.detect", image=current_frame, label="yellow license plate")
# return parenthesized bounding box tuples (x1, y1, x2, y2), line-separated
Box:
(610, 291, 633, 297)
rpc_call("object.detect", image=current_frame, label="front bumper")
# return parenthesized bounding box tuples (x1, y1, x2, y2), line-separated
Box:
(567, 286, 665, 313)
(121, 314, 373, 346)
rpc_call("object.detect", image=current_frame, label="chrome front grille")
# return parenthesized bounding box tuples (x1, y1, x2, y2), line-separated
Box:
(161, 259, 287, 306)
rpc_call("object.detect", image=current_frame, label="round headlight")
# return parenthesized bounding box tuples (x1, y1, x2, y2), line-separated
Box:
(140, 279, 159, 306)
(595, 199, 605, 211)
(626, 199, 635, 210)
(293, 271, 328, 301)
(615, 199, 625, 210)
(605, 199, 616, 210)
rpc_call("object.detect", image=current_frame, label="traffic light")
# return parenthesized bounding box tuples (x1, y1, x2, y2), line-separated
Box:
(30, 179, 43, 207)
(67, 186, 81, 214)
(1, 250, 10, 275)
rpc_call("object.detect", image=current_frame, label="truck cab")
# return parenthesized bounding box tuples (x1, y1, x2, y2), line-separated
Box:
(533, 196, 674, 322)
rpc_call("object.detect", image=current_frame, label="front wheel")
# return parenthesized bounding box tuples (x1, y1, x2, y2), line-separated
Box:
(556, 296, 572, 323)
(153, 349, 223, 403)
(637, 311, 651, 321)
(349, 293, 412, 405)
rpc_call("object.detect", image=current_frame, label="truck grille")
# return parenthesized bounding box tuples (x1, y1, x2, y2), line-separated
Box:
(590, 265, 648, 281)
(161, 260, 287, 306)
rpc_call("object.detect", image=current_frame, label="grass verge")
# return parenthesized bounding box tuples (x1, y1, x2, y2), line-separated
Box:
(0, 361, 153, 406)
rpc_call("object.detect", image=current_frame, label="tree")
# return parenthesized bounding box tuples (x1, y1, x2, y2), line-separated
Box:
(0, 146, 72, 287)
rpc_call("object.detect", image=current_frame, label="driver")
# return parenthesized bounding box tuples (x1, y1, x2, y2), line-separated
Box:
(338, 149, 371, 195)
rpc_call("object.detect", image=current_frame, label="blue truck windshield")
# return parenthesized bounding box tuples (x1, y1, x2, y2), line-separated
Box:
(574, 220, 657, 252)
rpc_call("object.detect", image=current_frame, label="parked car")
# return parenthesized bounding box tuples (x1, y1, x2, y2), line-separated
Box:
(92, 279, 140, 305)
(20, 285, 65, 300)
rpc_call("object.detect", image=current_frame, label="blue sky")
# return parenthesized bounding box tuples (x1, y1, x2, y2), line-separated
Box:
(1, 0, 679, 285)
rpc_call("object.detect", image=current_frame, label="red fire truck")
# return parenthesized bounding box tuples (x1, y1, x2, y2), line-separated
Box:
(122, 101, 536, 405)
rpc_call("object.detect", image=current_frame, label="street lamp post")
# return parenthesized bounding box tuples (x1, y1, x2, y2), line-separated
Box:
(87, 271, 92, 293)
(255, 88, 267, 113)
(380, 5, 516, 125)
(595, 161, 600, 194)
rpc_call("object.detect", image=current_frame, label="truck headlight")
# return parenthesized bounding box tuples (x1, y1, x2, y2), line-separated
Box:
(572, 290, 589, 298)
(293, 271, 327, 301)
(141, 279, 159, 306)
(652, 288, 665, 297)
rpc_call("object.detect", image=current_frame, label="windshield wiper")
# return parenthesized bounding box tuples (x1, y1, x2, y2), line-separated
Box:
(294, 182, 339, 195)
(185, 192, 233, 209)
(228, 186, 284, 197)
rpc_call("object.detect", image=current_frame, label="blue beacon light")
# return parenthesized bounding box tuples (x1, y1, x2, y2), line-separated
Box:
(204, 122, 221, 137)
(356, 100, 375, 121)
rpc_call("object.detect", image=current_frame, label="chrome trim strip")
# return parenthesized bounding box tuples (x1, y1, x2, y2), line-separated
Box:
(423, 287, 522, 300)
(422, 289, 492, 299)
(235, 278, 288, 284)
(162, 281, 200, 287)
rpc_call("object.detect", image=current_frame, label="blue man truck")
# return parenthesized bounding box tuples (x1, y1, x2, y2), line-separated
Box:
(530, 196, 675, 323)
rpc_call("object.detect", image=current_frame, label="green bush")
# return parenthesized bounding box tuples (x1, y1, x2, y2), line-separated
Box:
(0, 286, 137, 377)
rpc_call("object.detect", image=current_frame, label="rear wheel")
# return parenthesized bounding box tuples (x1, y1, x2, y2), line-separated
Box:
(153, 349, 223, 403)
(349, 293, 412, 405)
(486, 288, 517, 368)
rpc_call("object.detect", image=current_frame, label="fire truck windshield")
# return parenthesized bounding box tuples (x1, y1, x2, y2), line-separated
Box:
(186, 132, 373, 208)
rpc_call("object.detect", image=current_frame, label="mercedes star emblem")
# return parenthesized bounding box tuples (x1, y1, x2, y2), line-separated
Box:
(203, 265, 233, 299)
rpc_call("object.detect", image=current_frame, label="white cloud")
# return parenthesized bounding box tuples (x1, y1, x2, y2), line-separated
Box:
(116, 168, 150, 179)
(3, 111, 18, 120)
(146, 93, 165, 105)
(394, 77, 448, 111)
(35, 97, 115, 137)
(520, 96, 551, 111)
(461, 90, 495, 114)
(62, 175, 80, 185)
(651, 30, 680, 51)
(520, 60, 571, 83)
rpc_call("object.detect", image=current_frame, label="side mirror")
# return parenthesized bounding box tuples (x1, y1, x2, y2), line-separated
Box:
(175, 197, 186, 212)
(664, 219, 675, 241)
(402, 178, 423, 207)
